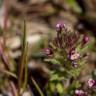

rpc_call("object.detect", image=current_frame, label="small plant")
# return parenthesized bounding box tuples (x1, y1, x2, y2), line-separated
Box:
(0, 20, 28, 96)
(43, 23, 94, 96)
(0, 17, 95, 95)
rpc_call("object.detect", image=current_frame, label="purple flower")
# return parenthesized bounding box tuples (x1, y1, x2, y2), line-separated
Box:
(88, 78, 96, 88)
(43, 48, 53, 56)
(75, 89, 87, 96)
(56, 23, 65, 32)
(69, 48, 76, 55)
(68, 48, 80, 61)
(83, 35, 89, 45)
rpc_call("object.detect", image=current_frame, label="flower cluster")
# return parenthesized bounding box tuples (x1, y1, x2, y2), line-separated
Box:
(88, 78, 96, 88)
(74, 78, 96, 96)
(75, 89, 87, 96)
(68, 48, 80, 61)
(44, 23, 89, 68)
(44, 23, 90, 96)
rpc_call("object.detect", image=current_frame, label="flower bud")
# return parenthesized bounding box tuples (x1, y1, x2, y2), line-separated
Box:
(72, 61, 78, 68)
(56, 23, 64, 32)
(43, 48, 53, 56)
(83, 35, 89, 44)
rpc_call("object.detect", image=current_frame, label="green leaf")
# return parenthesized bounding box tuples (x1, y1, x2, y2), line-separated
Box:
(65, 0, 81, 13)
(49, 83, 56, 93)
(31, 77, 45, 96)
(56, 83, 64, 94)
(71, 81, 81, 88)
(22, 43, 28, 91)
(45, 59, 61, 65)
(67, 68, 81, 77)
(18, 19, 28, 93)
(50, 74, 59, 81)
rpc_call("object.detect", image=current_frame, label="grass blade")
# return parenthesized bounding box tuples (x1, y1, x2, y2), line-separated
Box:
(31, 77, 45, 96)
(18, 19, 27, 94)
(22, 43, 28, 91)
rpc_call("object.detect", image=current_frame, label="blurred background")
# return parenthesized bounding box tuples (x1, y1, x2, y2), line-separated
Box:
(0, 0, 96, 96)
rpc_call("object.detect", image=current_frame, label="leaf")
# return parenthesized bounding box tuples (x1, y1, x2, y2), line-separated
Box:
(67, 68, 81, 77)
(18, 19, 28, 93)
(71, 81, 81, 88)
(22, 43, 28, 92)
(56, 83, 64, 94)
(31, 77, 45, 96)
(0, 69, 17, 79)
(65, 0, 81, 13)
(50, 74, 59, 81)
(49, 83, 56, 93)
(45, 59, 61, 65)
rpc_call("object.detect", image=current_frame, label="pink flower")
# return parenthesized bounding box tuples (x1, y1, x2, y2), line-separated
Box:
(88, 78, 96, 88)
(68, 49, 80, 61)
(83, 35, 89, 45)
(43, 48, 53, 56)
(75, 89, 87, 96)
(70, 52, 80, 60)
(56, 23, 65, 32)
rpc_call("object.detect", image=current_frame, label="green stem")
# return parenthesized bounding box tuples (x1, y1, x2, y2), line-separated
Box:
(31, 77, 45, 96)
